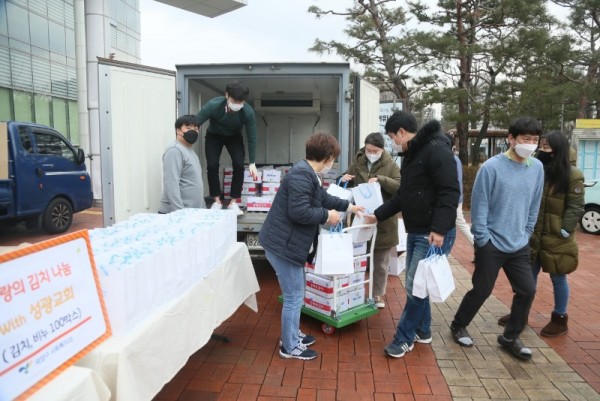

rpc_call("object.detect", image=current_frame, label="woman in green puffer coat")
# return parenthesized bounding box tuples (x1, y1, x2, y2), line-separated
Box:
(528, 131, 584, 336)
(340, 132, 401, 309)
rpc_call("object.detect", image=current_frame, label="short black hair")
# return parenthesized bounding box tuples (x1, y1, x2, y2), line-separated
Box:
(508, 117, 542, 138)
(384, 110, 418, 134)
(175, 114, 200, 130)
(225, 81, 249, 101)
(364, 132, 385, 149)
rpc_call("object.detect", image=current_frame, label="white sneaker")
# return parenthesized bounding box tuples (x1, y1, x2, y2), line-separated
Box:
(374, 296, 385, 309)
(210, 202, 222, 210)
(228, 202, 244, 216)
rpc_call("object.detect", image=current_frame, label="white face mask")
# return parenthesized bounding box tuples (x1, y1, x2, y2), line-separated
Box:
(514, 143, 537, 159)
(366, 152, 382, 164)
(319, 161, 334, 175)
(392, 143, 403, 154)
(228, 101, 243, 112)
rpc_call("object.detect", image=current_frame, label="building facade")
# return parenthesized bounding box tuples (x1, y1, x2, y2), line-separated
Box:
(0, 0, 140, 144)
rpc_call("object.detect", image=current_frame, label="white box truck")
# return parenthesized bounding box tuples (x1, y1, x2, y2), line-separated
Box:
(176, 62, 380, 256)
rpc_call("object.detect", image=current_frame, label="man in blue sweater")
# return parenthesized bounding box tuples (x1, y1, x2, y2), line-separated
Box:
(451, 117, 544, 360)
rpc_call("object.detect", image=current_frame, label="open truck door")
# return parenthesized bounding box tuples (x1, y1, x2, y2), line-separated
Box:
(352, 76, 381, 158)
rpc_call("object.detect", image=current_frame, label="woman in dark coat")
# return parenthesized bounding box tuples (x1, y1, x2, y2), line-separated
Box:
(259, 132, 364, 360)
(340, 132, 401, 308)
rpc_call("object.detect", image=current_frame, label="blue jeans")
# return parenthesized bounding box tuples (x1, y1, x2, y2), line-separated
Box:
(392, 229, 456, 345)
(532, 259, 569, 315)
(265, 250, 305, 351)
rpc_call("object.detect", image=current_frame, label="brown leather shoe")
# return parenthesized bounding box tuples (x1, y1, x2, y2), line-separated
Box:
(497, 314, 510, 326)
(540, 312, 568, 337)
(497, 313, 529, 327)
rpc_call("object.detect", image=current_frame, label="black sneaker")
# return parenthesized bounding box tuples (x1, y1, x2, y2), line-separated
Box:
(414, 331, 433, 344)
(450, 324, 473, 347)
(497, 335, 532, 361)
(279, 330, 316, 347)
(279, 343, 318, 360)
(384, 341, 414, 358)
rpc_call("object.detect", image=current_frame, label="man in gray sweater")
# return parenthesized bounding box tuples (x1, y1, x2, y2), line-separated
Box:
(159, 115, 205, 213)
(451, 117, 544, 360)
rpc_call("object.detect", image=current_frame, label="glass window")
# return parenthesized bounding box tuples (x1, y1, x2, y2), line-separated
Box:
(48, 20, 66, 55)
(33, 57, 52, 93)
(14, 90, 33, 122)
(10, 49, 33, 90)
(29, 0, 48, 16)
(51, 62, 68, 98)
(68, 100, 79, 145)
(0, 46, 11, 87)
(30, 12, 49, 50)
(0, 2, 8, 36)
(33, 131, 76, 162)
(52, 97, 68, 138)
(6, 2, 30, 43)
(65, 28, 75, 58)
(0, 88, 13, 121)
(18, 126, 33, 153)
(34, 94, 52, 126)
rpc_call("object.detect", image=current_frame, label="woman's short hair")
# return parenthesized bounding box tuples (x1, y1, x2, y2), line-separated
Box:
(305, 132, 340, 162)
(365, 132, 385, 149)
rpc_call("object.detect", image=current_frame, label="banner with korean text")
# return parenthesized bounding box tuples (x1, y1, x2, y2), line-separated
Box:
(0, 230, 111, 401)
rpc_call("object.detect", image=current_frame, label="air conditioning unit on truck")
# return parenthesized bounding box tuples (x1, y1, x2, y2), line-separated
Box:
(176, 62, 380, 257)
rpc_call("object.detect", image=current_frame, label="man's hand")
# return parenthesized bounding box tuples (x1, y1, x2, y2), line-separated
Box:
(326, 209, 342, 225)
(368, 177, 378, 183)
(340, 174, 355, 183)
(363, 214, 378, 225)
(429, 231, 444, 248)
(249, 163, 258, 180)
(350, 205, 365, 218)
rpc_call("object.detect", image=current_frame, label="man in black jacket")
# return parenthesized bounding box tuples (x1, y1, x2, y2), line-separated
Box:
(365, 111, 459, 358)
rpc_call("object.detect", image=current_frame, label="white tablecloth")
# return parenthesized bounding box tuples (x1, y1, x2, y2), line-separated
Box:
(29, 366, 111, 401)
(76, 242, 260, 401)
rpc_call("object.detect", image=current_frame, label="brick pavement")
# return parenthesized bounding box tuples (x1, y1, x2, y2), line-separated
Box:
(2, 208, 600, 400)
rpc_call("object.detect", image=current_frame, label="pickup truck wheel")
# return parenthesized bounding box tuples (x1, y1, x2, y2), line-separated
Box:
(42, 198, 73, 234)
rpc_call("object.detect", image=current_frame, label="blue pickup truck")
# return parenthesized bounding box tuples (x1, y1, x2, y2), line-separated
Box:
(0, 121, 93, 234)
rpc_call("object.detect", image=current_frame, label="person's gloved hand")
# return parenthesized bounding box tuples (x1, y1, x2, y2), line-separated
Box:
(560, 229, 570, 238)
(249, 163, 258, 180)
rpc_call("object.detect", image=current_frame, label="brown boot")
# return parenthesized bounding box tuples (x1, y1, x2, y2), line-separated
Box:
(540, 312, 568, 337)
(497, 314, 529, 327)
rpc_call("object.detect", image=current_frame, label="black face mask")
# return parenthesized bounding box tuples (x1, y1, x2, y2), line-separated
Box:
(536, 150, 552, 165)
(183, 129, 198, 144)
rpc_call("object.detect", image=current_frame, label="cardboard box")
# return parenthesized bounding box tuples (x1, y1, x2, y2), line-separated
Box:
(305, 272, 349, 298)
(304, 290, 349, 315)
(388, 251, 406, 276)
(246, 195, 274, 212)
(262, 182, 280, 195)
(244, 169, 262, 183)
(353, 255, 367, 272)
(353, 242, 367, 256)
(262, 169, 281, 183)
(241, 183, 259, 195)
(346, 286, 366, 309)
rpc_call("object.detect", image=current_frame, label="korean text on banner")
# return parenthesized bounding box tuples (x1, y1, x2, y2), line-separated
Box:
(0, 231, 111, 401)
(351, 182, 383, 214)
(314, 230, 354, 275)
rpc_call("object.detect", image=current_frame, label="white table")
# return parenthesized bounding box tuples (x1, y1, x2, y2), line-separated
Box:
(28, 366, 111, 401)
(76, 242, 260, 401)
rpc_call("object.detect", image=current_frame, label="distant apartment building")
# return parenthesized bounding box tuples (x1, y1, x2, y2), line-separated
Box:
(0, 0, 141, 144)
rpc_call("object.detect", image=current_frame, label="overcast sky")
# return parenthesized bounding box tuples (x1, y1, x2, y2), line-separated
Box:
(139, 0, 350, 71)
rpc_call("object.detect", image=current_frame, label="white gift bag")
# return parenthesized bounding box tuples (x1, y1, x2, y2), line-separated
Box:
(326, 183, 353, 202)
(351, 182, 384, 214)
(314, 227, 355, 275)
(350, 214, 375, 243)
(425, 252, 455, 302)
(412, 257, 430, 299)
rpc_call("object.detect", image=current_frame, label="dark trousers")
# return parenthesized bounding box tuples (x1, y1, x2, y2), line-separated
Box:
(452, 241, 535, 339)
(205, 134, 245, 199)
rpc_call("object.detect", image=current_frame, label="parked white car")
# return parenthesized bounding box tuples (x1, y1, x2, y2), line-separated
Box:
(580, 180, 600, 234)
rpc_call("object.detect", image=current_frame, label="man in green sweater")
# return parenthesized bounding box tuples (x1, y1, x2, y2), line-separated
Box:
(196, 81, 258, 216)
